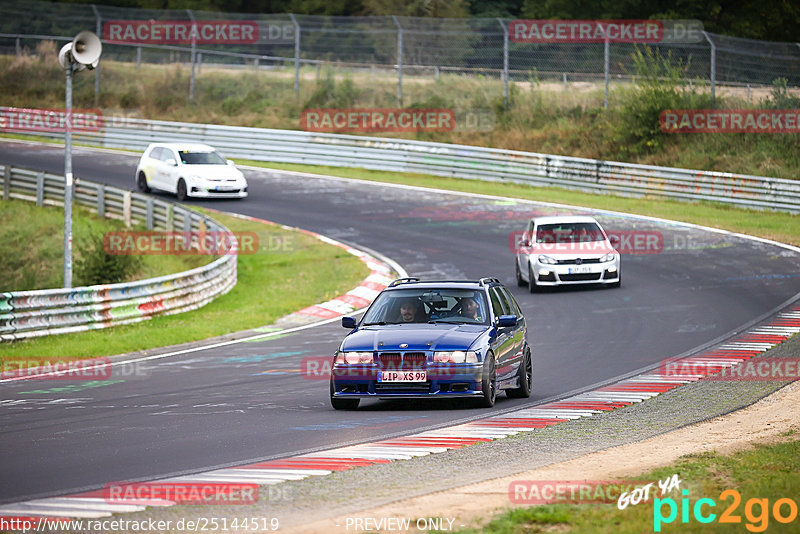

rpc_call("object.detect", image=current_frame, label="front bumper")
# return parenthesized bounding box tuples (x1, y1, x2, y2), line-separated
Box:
(331, 363, 485, 399)
(188, 181, 248, 198)
(530, 257, 619, 286)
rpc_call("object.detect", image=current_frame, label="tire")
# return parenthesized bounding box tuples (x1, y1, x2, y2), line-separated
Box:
(137, 171, 150, 193)
(528, 264, 540, 293)
(176, 178, 187, 201)
(515, 259, 526, 287)
(506, 348, 532, 398)
(330, 379, 359, 410)
(475, 353, 497, 408)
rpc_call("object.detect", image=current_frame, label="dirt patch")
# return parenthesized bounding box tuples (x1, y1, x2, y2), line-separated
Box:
(286, 380, 800, 533)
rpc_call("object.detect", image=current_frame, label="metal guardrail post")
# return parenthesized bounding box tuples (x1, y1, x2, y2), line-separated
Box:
(703, 31, 716, 108)
(3, 167, 10, 200)
(289, 14, 300, 98)
(167, 204, 174, 230)
(97, 183, 105, 216)
(36, 172, 44, 206)
(392, 15, 403, 106)
(15, 37, 21, 56)
(197, 52, 202, 73)
(146, 198, 154, 229)
(136, 46, 141, 69)
(497, 18, 509, 109)
(123, 191, 132, 228)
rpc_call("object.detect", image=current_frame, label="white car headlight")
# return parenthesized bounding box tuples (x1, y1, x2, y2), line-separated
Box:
(600, 252, 617, 262)
(336, 351, 373, 364)
(538, 255, 557, 265)
(433, 351, 478, 364)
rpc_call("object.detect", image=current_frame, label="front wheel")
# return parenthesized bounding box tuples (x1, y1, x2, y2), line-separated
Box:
(515, 259, 526, 287)
(137, 172, 150, 193)
(528, 264, 540, 293)
(506, 348, 532, 398)
(475, 353, 497, 408)
(330, 380, 359, 410)
(176, 178, 187, 201)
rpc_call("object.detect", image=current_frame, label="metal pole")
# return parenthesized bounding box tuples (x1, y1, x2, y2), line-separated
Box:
(92, 5, 101, 107)
(187, 9, 196, 101)
(604, 34, 610, 109)
(497, 18, 508, 109)
(563, 72, 567, 91)
(703, 31, 716, 108)
(393, 15, 403, 106)
(290, 14, 300, 98)
(16, 37, 21, 56)
(64, 64, 75, 288)
(136, 46, 141, 68)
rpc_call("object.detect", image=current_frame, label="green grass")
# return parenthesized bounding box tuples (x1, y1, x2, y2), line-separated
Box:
(239, 160, 800, 248)
(1, 207, 369, 360)
(458, 438, 800, 533)
(0, 198, 209, 291)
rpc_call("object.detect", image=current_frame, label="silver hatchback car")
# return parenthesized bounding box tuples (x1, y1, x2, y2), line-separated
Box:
(514, 215, 621, 291)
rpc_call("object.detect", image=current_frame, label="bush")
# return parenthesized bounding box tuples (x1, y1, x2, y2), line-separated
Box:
(612, 46, 713, 156)
(762, 77, 800, 109)
(75, 225, 141, 286)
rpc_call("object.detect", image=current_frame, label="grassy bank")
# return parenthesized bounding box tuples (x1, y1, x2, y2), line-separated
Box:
(460, 435, 799, 533)
(1, 207, 370, 359)
(0, 198, 209, 291)
(2, 41, 798, 180)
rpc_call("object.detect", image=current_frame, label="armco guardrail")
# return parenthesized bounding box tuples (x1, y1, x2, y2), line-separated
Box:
(4, 111, 798, 212)
(0, 164, 236, 342)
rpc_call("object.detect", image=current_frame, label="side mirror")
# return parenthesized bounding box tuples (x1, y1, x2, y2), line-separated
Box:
(497, 315, 517, 328)
(165, 158, 177, 166)
(227, 159, 235, 166)
(341, 316, 357, 329)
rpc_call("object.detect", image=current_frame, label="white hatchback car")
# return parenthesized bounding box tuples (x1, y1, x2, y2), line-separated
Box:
(514, 215, 621, 291)
(135, 143, 248, 200)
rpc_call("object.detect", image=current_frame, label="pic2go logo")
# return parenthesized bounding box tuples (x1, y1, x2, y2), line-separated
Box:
(654, 489, 799, 532)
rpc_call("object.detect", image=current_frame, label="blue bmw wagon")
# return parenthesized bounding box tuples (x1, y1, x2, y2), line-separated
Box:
(330, 277, 531, 410)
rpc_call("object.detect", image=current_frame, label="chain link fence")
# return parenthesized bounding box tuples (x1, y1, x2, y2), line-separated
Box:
(1, 0, 799, 105)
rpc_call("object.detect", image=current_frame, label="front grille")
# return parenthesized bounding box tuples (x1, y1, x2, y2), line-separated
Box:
(379, 352, 426, 370)
(556, 258, 601, 265)
(559, 273, 602, 281)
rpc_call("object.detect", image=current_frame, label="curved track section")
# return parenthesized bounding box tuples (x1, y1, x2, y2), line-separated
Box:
(1, 141, 799, 504)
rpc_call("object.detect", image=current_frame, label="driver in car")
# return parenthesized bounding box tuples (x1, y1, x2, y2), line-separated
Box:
(460, 297, 481, 321)
(399, 298, 426, 323)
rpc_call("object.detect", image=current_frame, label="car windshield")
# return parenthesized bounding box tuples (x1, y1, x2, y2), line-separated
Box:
(178, 151, 227, 165)
(536, 222, 604, 243)
(362, 288, 490, 325)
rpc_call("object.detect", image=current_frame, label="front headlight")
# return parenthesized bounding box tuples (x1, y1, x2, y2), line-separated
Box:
(538, 255, 557, 265)
(433, 351, 478, 364)
(335, 351, 373, 364)
(600, 252, 617, 263)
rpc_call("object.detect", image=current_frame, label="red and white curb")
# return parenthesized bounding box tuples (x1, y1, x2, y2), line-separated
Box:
(2, 307, 797, 525)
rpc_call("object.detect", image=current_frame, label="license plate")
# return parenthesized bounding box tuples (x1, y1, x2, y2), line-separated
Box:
(215, 186, 236, 191)
(378, 370, 427, 382)
(568, 265, 592, 274)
